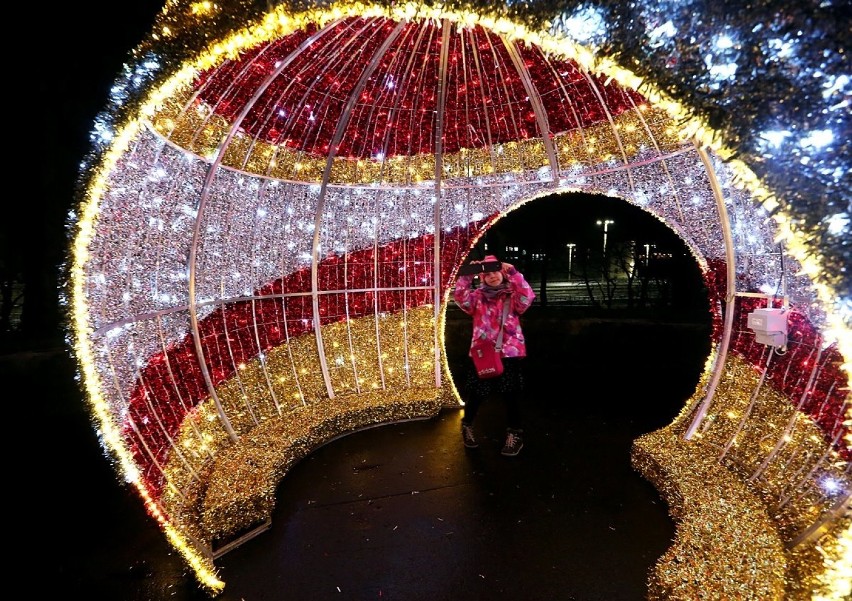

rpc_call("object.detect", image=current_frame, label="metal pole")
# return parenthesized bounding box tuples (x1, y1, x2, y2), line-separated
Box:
(566, 243, 575, 281)
(597, 219, 613, 254)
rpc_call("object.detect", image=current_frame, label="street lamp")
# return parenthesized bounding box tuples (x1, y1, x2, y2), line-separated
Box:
(644, 243, 655, 266)
(596, 219, 614, 254)
(566, 243, 576, 280)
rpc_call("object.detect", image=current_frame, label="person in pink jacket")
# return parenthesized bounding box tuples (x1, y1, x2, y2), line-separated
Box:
(453, 254, 535, 456)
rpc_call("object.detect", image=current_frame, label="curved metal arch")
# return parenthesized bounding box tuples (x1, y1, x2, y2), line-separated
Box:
(310, 19, 409, 399)
(187, 23, 344, 442)
(684, 144, 738, 439)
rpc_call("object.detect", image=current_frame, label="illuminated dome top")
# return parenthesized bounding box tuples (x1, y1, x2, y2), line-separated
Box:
(88, 1, 850, 307)
(191, 18, 644, 157)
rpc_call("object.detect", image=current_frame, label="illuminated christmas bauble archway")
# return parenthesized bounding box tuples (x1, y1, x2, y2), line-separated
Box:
(69, 1, 850, 598)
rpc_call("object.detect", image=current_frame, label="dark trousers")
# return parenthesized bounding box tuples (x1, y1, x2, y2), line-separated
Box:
(461, 357, 525, 431)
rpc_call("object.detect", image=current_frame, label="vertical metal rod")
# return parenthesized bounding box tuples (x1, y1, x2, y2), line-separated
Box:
(432, 19, 451, 389)
(749, 342, 823, 482)
(787, 490, 852, 548)
(774, 426, 843, 510)
(718, 345, 774, 461)
(502, 37, 559, 182)
(684, 144, 738, 440)
(187, 25, 338, 442)
(250, 296, 282, 415)
(581, 71, 636, 192)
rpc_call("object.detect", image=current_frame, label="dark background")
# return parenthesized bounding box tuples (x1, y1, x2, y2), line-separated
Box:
(8, 2, 163, 351)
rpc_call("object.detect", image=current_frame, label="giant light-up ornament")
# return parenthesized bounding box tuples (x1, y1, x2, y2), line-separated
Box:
(69, 1, 850, 598)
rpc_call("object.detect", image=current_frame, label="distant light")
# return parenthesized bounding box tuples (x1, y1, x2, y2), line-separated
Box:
(822, 74, 848, 99)
(558, 6, 607, 43)
(714, 34, 734, 49)
(760, 129, 791, 148)
(825, 212, 849, 236)
(800, 129, 833, 149)
(647, 21, 676, 47)
(767, 37, 795, 59)
(710, 62, 737, 79)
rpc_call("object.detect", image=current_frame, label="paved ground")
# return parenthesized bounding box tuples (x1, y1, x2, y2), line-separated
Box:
(23, 308, 711, 600)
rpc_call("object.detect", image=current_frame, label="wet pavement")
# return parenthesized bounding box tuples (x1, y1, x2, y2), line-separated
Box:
(25, 309, 711, 600)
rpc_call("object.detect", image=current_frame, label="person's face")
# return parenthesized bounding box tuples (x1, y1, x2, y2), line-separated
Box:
(483, 269, 504, 287)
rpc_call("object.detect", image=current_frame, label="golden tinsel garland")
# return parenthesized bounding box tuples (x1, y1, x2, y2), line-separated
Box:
(678, 354, 848, 544)
(150, 88, 682, 184)
(160, 308, 445, 549)
(632, 427, 787, 600)
(167, 387, 441, 550)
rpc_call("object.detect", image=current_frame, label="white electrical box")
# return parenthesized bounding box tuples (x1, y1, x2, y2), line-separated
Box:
(747, 307, 788, 347)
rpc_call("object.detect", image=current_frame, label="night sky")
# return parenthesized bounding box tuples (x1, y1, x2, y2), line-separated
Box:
(41, 2, 161, 228)
(16, 2, 167, 344)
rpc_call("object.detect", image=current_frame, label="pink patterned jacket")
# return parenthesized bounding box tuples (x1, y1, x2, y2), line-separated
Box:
(453, 267, 536, 358)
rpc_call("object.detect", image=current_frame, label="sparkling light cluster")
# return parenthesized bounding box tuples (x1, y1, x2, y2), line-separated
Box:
(129, 303, 441, 495)
(192, 18, 645, 157)
(663, 348, 851, 600)
(681, 349, 848, 532)
(86, 135, 733, 414)
(69, 0, 851, 597)
(699, 264, 850, 461)
(90, 136, 839, 503)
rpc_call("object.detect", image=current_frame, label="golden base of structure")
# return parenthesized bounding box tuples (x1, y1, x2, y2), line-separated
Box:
(631, 427, 787, 600)
(169, 389, 444, 557)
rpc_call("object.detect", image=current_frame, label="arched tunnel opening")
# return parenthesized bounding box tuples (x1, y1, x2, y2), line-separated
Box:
(444, 192, 713, 438)
(209, 191, 717, 598)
